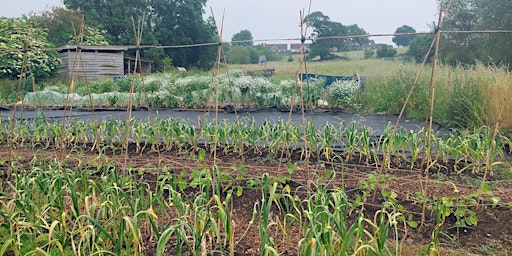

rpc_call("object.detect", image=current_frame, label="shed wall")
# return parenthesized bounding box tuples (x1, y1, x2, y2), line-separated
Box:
(60, 51, 124, 79)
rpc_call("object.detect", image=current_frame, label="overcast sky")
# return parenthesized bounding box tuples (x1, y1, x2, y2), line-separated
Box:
(1, 0, 439, 45)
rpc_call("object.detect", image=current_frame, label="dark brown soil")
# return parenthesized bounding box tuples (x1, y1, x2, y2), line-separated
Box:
(2, 144, 511, 255)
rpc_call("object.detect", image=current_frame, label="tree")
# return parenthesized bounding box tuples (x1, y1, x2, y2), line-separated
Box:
(343, 24, 369, 51)
(304, 11, 347, 60)
(63, 0, 148, 45)
(231, 29, 253, 47)
(466, 0, 512, 66)
(150, 0, 217, 69)
(437, 0, 480, 65)
(392, 25, 416, 47)
(375, 44, 396, 58)
(0, 17, 60, 80)
(433, 0, 512, 67)
(26, 7, 108, 47)
(63, 0, 218, 70)
(406, 34, 435, 63)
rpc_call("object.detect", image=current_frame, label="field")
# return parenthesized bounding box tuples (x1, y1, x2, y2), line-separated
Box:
(1, 50, 512, 255)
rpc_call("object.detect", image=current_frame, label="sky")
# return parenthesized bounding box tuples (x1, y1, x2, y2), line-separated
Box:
(0, 0, 439, 45)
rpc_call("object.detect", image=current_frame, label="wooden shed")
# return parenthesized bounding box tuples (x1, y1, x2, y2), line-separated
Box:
(57, 45, 129, 79)
(124, 56, 153, 75)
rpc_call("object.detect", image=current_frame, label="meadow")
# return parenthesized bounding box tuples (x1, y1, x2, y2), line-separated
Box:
(1, 49, 512, 255)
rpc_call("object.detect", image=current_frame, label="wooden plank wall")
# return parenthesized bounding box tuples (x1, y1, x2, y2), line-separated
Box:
(60, 51, 124, 79)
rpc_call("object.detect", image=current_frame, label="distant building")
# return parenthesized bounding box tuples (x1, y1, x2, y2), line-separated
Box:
(290, 43, 311, 53)
(264, 43, 288, 53)
(359, 40, 376, 50)
(344, 40, 376, 51)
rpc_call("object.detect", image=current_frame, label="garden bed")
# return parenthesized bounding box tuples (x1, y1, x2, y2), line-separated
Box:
(1, 143, 511, 255)
(0, 107, 510, 255)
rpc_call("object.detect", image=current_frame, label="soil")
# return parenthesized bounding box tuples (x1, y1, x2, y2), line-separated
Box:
(1, 108, 510, 255)
(3, 144, 511, 255)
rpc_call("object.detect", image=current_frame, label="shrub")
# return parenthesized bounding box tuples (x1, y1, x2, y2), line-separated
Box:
(0, 18, 60, 80)
(227, 47, 250, 64)
(375, 44, 397, 58)
(364, 48, 375, 59)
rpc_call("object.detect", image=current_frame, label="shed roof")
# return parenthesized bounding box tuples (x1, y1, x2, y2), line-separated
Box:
(56, 45, 129, 52)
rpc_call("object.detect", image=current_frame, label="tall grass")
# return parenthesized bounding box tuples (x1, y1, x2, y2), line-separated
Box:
(359, 61, 512, 131)
(255, 51, 512, 131)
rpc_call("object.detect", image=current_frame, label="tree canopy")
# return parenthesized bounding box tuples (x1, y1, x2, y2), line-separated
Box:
(305, 11, 345, 60)
(439, 0, 512, 67)
(344, 24, 369, 50)
(392, 25, 416, 47)
(407, 0, 512, 67)
(0, 17, 60, 80)
(27, 7, 109, 47)
(406, 34, 435, 63)
(231, 30, 253, 47)
(62, 0, 218, 70)
(304, 11, 368, 60)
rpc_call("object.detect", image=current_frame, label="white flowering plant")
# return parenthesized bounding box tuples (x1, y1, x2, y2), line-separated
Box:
(327, 80, 362, 110)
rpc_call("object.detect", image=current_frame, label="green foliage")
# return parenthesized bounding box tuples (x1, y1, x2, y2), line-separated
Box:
(227, 47, 251, 64)
(305, 12, 368, 58)
(63, 0, 218, 70)
(0, 17, 60, 80)
(231, 29, 253, 47)
(67, 26, 109, 46)
(425, 0, 512, 67)
(362, 65, 429, 116)
(435, 65, 489, 129)
(1, 106, 510, 254)
(406, 34, 435, 63)
(445, 82, 484, 129)
(305, 11, 347, 61)
(287, 53, 294, 62)
(363, 48, 374, 59)
(392, 25, 416, 47)
(27, 7, 108, 47)
(344, 24, 369, 49)
(162, 57, 173, 72)
(63, 0, 146, 45)
(375, 44, 397, 58)
(0, 79, 19, 103)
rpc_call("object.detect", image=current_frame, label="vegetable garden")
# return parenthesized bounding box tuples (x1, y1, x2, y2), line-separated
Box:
(2, 0, 512, 254)
(1, 59, 512, 255)
(1, 13, 512, 253)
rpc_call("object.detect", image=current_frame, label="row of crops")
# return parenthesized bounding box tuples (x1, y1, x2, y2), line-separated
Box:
(2, 66, 512, 255)
(22, 71, 362, 109)
(2, 117, 509, 172)
(0, 155, 420, 255)
(1, 116, 511, 255)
